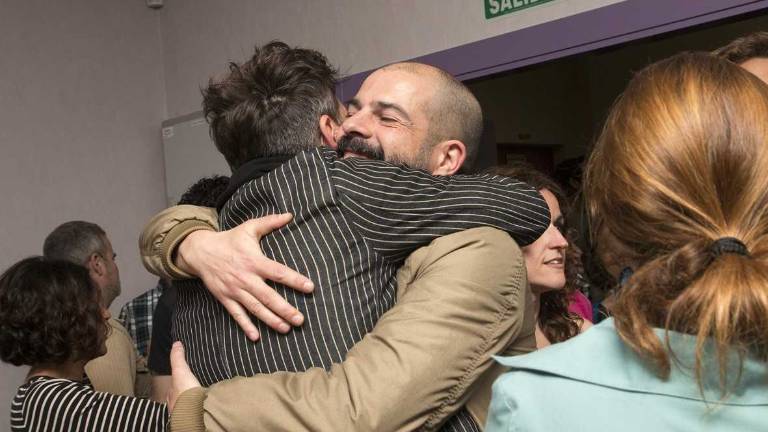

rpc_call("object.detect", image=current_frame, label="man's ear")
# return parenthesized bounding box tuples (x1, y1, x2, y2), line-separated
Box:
(88, 253, 105, 277)
(318, 114, 340, 149)
(430, 140, 466, 176)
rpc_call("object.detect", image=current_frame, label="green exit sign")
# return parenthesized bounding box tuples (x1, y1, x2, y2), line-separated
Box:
(485, 0, 557, 19)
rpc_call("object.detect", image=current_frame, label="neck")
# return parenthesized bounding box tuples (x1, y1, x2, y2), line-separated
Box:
(532, 290, 542, 321)
(28, 360, 87, 381)
(532, 290, 552, 348)
(216, 153, 295, 211)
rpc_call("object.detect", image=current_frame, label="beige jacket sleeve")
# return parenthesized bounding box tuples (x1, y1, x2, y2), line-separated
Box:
(85, 318, 138, 396)
(170, 227, 534, 432)
(139, 205, 219, 279)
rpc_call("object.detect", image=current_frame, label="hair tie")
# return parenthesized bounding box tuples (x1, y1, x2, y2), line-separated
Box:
(710, 237, 749, 258)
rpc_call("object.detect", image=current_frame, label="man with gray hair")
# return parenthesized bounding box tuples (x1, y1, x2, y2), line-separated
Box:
(43, 221, 137, 396)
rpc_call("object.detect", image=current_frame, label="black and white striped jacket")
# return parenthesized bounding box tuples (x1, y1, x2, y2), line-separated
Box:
(174, 147, 549, 430)
(11, 376, 167, 432)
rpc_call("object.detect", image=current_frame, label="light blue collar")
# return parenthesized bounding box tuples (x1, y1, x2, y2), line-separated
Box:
(495, 319, 768, 405)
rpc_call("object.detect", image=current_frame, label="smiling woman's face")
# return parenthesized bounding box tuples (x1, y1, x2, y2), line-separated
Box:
(523, 188, 568, 294)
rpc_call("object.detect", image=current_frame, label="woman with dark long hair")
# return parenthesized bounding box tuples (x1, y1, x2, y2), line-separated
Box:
(487, 164, 591, 347)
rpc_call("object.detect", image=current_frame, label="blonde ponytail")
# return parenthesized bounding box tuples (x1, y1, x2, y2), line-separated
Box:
(585, 52, 768, 395)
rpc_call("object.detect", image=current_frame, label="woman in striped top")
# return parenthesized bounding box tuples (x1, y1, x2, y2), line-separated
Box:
(0, 257, 168, 431)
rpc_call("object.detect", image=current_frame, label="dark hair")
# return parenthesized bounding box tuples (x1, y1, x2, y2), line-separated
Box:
(177, 175, 230, 206)
(203, 40, 340, 170)
(0, 257, 108, 366)
(713, 31, 768, 64)
(486, 163, 583, 343)
(43, 221, 109, 266)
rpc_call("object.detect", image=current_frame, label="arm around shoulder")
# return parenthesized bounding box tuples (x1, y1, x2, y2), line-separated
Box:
(171, 227, 530, 431)
(139, 205, 219, 279)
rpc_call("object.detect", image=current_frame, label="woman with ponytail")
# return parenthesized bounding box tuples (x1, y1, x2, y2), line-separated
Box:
(486, 52, 768, 431)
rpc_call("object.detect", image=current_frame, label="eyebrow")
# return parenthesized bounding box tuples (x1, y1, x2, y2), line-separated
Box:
(374, 101, 411, 122)
(347, 98, 362, 110)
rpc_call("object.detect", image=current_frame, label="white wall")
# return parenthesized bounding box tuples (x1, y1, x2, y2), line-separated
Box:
(0, 1, 166, 430)
(159, 0, 624, 118)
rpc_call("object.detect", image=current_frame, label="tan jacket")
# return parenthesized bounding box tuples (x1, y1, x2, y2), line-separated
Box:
(139, 205, 218, 280)
(139, 206, 535, 431)
(85, 318, 138, 396)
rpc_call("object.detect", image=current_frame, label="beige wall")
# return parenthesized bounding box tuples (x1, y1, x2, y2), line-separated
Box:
(0, 1, 166, 429)
(159, 0, 624, 118)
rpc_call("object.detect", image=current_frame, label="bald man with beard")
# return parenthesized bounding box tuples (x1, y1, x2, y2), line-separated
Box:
(144, 48, 546, 432)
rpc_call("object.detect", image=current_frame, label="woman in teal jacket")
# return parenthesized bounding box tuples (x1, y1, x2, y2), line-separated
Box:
(486, 52, 768, 431)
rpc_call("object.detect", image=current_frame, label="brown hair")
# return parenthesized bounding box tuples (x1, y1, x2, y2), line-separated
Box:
(584, 52, 768, 394)
(487, 164, 583, 343)
(713, 31, 768, 64)
(0, 257, 108, 366)
(203, 41, 340, 170)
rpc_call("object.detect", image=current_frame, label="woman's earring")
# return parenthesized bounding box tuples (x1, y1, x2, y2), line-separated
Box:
(618, 267, 634, 286)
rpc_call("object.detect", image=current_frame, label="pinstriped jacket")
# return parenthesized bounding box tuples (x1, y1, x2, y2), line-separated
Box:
(173, 147, 549, 430)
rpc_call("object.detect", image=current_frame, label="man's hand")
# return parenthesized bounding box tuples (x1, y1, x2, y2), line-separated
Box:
(168, 342, 201, 412)
(176, 213, 315, 341)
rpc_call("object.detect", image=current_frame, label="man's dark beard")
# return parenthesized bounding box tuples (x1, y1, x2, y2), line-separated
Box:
(336, 135, 385, 161)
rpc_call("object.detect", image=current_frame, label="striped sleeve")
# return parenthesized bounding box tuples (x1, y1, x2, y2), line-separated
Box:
(12, 377, 168, 432)
(327, 154, 551, 261)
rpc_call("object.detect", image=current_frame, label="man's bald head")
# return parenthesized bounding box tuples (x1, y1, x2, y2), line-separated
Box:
(340, 62, 483, 175)
(379, 62, 484, 171)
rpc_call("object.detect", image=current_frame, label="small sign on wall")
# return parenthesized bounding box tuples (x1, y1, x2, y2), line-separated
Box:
(485, 0, 557, 19)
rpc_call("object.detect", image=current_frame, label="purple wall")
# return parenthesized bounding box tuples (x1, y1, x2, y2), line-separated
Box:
(337, 0, 768, 99)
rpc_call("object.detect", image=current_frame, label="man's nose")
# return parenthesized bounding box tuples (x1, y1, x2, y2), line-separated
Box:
(553, 229, 569, 249)
(342, 110, 373, 138)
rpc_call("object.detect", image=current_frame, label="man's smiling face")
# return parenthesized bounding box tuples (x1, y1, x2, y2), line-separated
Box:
(338, 67, 437, 170)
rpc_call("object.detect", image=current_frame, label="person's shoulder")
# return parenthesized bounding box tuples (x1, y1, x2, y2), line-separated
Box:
(108, 318, 132, 339)
(105, 319, 137, 358)
(487, 367, 585, 432)
(21, 376, 89, 399)
(24, 376, 69, 387)
(272, 147, 337, 180)
(492, 319, 629, 394)
(294, 146, 336, 164)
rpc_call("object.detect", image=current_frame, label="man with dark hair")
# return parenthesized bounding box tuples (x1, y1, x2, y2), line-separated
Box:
(142, 42, 548, 431)
(714, 31, 768, 83)
(43, 221, 137, 397)
(205, 41, 341, 170)
(140, 175, 230, 402)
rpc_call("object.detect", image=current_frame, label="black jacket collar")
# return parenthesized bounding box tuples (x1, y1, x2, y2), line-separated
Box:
(216, 154, 293, 211)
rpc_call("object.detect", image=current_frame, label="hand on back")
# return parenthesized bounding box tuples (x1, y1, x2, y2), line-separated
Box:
(176, 213, 314, 341)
